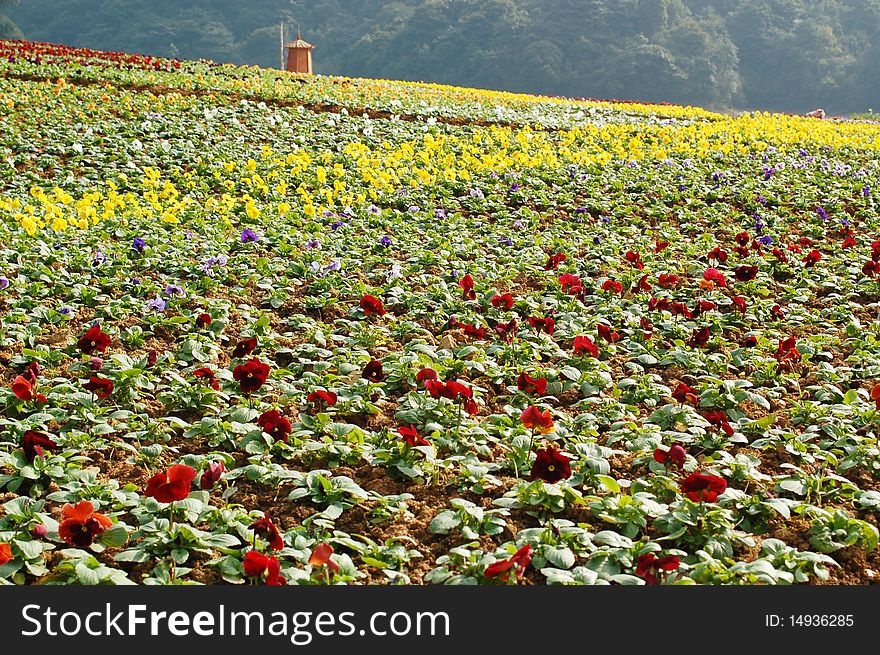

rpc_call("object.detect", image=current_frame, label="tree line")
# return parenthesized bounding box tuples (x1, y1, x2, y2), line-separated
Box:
(6, 0, 880, 114)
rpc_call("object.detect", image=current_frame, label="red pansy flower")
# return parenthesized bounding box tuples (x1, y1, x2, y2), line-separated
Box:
(520, 406, 554, 434)
(530, 445, 571, 483)
(625, 250, 644, 270)
(528, 316, 555, 335)
(192, 367, 220, 390)
(517, 372, 548, 396)
(77, 324, 111, 355)
(307, 390, 337, 407)
(494, 318, 518, 343)
(491, 293, 514, 310)
(308, 543, 340, 575)
(558, 273, 583, 295)
(233, 358, 270, 393)
(200, 461, 225, 490)
(196, 313, 212, 328)
(458, 274, 476, 300)
(416, 368, 438, 385)
(544, 252, 566, 270)
(596, 323, 620, 343)
(735, 231, 750, 247)
(708, 247, 728, 264)
(257, 409, 292, 443)
(58, 501, 113, 547)
(842, 236, 856, 249)
(688, 327, 711, 348)
(232, 337, 257, 359)
(734, 265, 758, 281)
(362, 359, 385, 382)
(680, 472, 727, 503)
(243, 551, 287, 585)
(145, 464, 197, 503)
(22, 430, 59, 462)
(658, 273, 680, 289)
(21, 362, 41, 385)
(0, 542, 12, 566)
(803, 250, 822, 267)
(360, 294, 386, 316)
(653, 443, 687, 469)
(601, 279, 623, 294)
(655, 240, 670, 252)
(636, 274, 652, 292)
(702, 410, 735, 436)
(636, 553, 681, 585)
(398, 425, 430, 447)
(672, 383, 699, 405)
(83, 376, 114, 399)
(484, 544, 532, 579)
(12, 376, 46, 402)
(573, 335, 599, 357)
(731, 295, 748, 313)
(249, 515, 284, 551)
(871, 383, 880, 410)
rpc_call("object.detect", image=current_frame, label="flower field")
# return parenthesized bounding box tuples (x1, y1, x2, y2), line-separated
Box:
(2, 39, 880, 586)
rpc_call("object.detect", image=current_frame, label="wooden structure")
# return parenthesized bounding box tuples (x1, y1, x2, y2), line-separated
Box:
(285, 33, 314, 74)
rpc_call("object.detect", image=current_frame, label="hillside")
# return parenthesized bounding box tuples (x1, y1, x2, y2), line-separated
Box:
(0, 40, 879, 586)
(7, 0, 880, 114)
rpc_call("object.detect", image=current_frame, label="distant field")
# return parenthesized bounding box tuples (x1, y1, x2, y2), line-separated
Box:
(1, 40, 879, 586)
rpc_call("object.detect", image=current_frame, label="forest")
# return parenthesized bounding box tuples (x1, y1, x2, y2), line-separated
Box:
(4, 0, 880, 115)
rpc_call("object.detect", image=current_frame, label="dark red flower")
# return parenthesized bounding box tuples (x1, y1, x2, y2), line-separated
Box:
(703, 410, 735, 436)
(196, 313, 212, 328)
(803, 250, 822, 267)
(601, 279, 623, 294)
(58, 501, 113, 548)
(545, 252, 567, 270)
(658, 273, 680, 289)
(233, 358, 270, 393)
(655, 240, 670, 253)
(625, 250, 644, 270)
(243, 551, 287, 585)
(863, 260, 880, 277)
(775, 337, 801, 372)
(200, 461, 225, 490)
(0, 542, 12, 566)
(308, 543, 340, 575)
(232, 337, 258, 358)
(146, 350, 158, 367)
(307, 389, 338, 407)
(771, 304, 786, 319)
(257, 409, 292, 442)
(672, 383, 699, 405)
(192, 367, 220, 390)
(83, 376, 114, 399)
(742, 335, 758, 347)
(771, 247, 788, 262)
(734, 265, 758, 281)
(680, 472, 727, 503)
(491, 293, 514, 309)
(687, 327, 711, 348)
(362, 359, 385, 382)
(425, 379, 454, 400)
(653, 443, 687, 469)
(12, 376, 46, 402)
(398, 424, 430, 447)
(735, 231, 750, 247)
(517, 372, 548, 396)
(145, 464, 197, 503)
(484, 544, 531, 579)
(842, 236, 857, 249)
(596, 323, 620, 343)
(249, 515, 284, 551)
(458, 274, 476, 300)
(460, 322, 487, 339)
(445, 380, 474, 401)
(77, 324, 111, 355)
(732, 295, 748, 313)
(558, 273, 583, 295)
(493, 318, 518, 343)
(22, 430, 59, 462)
(636, 274, 652, 292)
(636, 553, 680, 585)
(708, 247, 728, 264)
(871, 383, 880, 411)
(520, 406, 554, 434)
(573, 335, 598, 357)
(416, 368, 438, 384)
(530, 445, 571, 482)
(21, 362, 41, 385)
(360, 294, 386, 316)
(528, 316, 555, 335)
